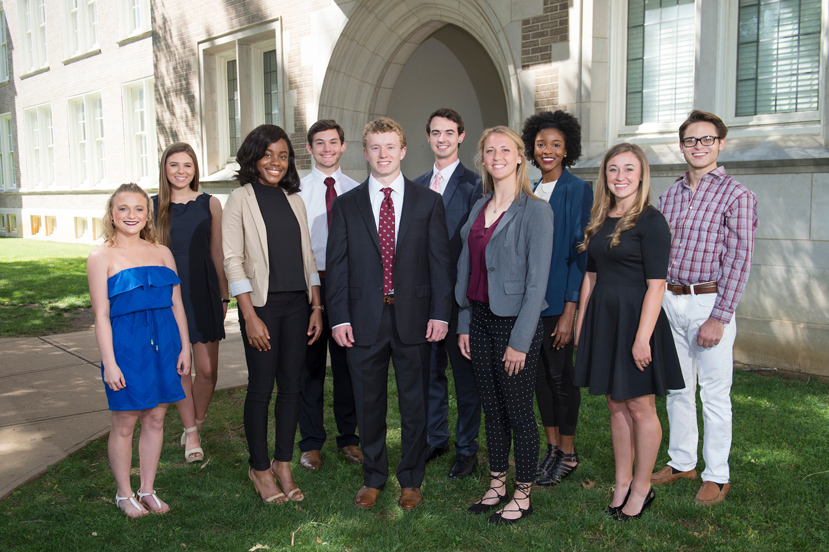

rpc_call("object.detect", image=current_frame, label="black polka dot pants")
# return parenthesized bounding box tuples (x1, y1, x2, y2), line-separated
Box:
(470, 302, 543, 483)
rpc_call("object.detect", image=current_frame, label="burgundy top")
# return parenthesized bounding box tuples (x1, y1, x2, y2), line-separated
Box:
(466, 200, 505, 304)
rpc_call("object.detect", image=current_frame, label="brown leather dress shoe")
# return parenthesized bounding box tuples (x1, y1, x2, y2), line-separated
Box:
(339, 445, 364, 464)
(651, 465, 697, 485)
(300, 450, 321, 471)
(398, 487, 422, 511)
(354, 486, 381, 509)
(695, 481, 730, 505)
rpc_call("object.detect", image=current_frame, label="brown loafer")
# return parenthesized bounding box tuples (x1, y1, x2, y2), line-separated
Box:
(354, 486, 381, 509)
(300, 450, 322, 471)
(339, 445, 364, 464)
(651, 465, 696, 485)
(695, 481, 730, 505)
(398, 487, 422, 511)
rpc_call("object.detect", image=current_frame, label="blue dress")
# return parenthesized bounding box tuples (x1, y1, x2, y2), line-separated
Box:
(102, 266, 187, 411)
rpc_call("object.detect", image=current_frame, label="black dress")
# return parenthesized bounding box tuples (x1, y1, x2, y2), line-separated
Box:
(153, 193, 225, 344)
(574, 206, 683, 400)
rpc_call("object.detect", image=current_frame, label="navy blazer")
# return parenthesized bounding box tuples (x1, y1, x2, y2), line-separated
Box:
(326, 178, 453, 346)
(414, 162, 483, 281)
(455, 191, 554, 353)
(533, 168, 593, 317)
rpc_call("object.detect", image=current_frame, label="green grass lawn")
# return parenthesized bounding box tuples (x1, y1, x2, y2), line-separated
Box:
(0, 238, 94, 336)
(1, 370, 827, 551)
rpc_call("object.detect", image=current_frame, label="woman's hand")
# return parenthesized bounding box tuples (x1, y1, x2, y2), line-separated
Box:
(222, 301, 229, 321)
(245, 312, 271, 352)
(177, 348, 191, 376)
(102, 362, 126, 391)
(502, 346, 526, 376)
(632, 338, 651, 372)
(552, 308, 575, 349)
(307, 309, 323, 345)
(458, 334, 471, 360)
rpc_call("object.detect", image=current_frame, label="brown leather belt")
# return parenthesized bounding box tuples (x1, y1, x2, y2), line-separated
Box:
(383, 294, 395, 305)
(667, 281, 717, 295)
(318, 271, 325, 279)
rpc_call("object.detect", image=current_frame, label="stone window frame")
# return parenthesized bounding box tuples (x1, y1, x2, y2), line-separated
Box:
(0, 112, 15, 190)
(22, 102, 54, 189)
(60, 0, 99, 63)
(122, 77, 156, 186)
(17, 0, 49, 77)
(0, 4, 9, 83)
(117, 0, 150, 43)
(67, 90, 106, 189)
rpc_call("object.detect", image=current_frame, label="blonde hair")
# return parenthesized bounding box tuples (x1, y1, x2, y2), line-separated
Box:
(362, 117, 407, 149)
(475, 126, 537, 200)
(156, 143, 199, 246)
(102, 183, 158, 245)
(579, 143, 651, 252)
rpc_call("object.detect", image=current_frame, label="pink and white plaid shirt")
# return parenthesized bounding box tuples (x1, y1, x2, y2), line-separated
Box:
(657, 166, 758, 324)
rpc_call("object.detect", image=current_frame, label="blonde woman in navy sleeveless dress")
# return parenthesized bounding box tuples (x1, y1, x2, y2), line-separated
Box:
(154, 143, 229, 463)
(87, 183, 191, 518)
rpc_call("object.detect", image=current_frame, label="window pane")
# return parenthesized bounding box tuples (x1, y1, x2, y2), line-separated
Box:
(263, 49, 278, 125)
(227, 59, 240, 156)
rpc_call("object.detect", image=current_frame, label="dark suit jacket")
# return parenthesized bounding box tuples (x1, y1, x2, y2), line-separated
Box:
(326, 177, 453, 346)
(414, 162, 483, 281)
(532, 168, 593, 317)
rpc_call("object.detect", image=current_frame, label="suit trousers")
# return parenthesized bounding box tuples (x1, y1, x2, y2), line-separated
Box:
(470, 302, 543, 483)
(347, 304, 431, 489)
(426, 310, 481, 455)
(298, 278, 359, 451)
(240, 291, 308, 470)
(662, 292, 736, 484)
(535, 315, 581, 436)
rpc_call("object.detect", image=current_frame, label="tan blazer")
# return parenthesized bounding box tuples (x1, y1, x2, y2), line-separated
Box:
(222, 183, 319, 307)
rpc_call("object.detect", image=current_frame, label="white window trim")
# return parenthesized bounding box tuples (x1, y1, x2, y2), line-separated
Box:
(0, 4, 9, 83)
(22, 102, 54, 189)
(67, 91, 106, 188)
(61, 0, 100, 62)
(17, 0, 49, 76)
(0, 112, 15, 191)
(122, 77, 157, 186)
(117, 0, 150, 42)
(198, 19, 284, 177)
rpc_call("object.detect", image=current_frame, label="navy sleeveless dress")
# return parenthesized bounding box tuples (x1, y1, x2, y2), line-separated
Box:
(153, 194, 225, 343)
(103, 266, 186, 410)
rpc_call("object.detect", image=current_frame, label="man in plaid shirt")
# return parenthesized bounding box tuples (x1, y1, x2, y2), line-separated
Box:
(651, 110, 758, 506)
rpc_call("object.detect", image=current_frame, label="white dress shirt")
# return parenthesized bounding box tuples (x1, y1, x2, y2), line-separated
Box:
(429, 159, 460, 196)
(534, 179, 558, 202)
(298, 166, 359, 270)
(368, 172, 405, 248)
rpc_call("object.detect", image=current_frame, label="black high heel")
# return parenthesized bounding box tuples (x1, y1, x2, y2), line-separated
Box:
(605, 485, 631, 516)
(468, 472, 508, 514)
(488, 482, 533, 525)
(615, 487, 655, 521)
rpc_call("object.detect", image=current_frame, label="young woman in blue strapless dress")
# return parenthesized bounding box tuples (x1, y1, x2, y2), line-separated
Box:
(87, 183, 191, 518)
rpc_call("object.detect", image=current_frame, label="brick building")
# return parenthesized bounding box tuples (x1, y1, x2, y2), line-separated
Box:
(1, 0, 828, 376)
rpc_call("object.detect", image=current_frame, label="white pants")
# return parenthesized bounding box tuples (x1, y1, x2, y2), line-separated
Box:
(662, 292, 736, 484)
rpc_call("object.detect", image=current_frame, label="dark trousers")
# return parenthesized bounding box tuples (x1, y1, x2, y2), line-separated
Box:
(298, 278, 359, 451)
(240, 291, 307, 470)
(535, 315, 581, 436)
(347, 305, 430, 489)
(470, 302, 543, 483)
(426, 308, 481, 455)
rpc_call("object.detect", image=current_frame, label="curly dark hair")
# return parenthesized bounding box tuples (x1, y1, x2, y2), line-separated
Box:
(235, 124, 300, 194)
(521, 110, 582, 169)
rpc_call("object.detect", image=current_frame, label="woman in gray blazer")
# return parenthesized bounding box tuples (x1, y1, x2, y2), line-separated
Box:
(456, 126, 553, 525)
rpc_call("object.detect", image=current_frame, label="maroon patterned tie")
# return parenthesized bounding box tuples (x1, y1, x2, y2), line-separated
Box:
(379, 187, 395, 295)
(324, 177, 336, 226)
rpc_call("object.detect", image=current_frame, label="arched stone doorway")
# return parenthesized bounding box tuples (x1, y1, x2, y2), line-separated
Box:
(387, 25, 508, 176)
(318, 0, 521, 177)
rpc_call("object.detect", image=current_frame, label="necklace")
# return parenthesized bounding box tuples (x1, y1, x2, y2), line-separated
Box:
(491, 194, 516, 214)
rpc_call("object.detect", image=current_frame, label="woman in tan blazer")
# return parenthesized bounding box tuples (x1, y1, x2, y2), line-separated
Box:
(223, 124, 322, 504)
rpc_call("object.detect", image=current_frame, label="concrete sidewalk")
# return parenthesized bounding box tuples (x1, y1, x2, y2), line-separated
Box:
(0, 310, 248, 499)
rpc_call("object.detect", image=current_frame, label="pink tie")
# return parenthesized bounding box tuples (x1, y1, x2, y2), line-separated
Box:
(379, 187, 395, 295)
(430, 172, 442, 193)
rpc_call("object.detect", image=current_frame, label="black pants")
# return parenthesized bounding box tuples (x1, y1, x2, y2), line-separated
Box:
(535, 315, 581, 436)
(240, 291, 307, 470)
(346, 304, 431, 489)
(298, 278, 359, 451)
(470, 302, 543, 483)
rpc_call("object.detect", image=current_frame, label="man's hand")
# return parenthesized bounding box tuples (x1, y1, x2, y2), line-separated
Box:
(425, 320, 448, 342)
(332, 324, 355, 348)
(697, 318, 725, 348)
(459, 334, 471, 359)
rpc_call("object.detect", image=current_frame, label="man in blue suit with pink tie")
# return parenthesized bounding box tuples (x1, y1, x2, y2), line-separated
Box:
(414, 108, 483, 479)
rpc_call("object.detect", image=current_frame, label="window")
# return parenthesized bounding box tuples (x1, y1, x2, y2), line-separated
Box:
(62, 0, 99, 59)
(118, 0, 150, 40)
(0, 4, 9, 81)
(30, 214, 41, 235)
(23, 103, 54, 188)
(17, 0, 48, 74)
(735, 0, 821, 117)
(45, 215, 56, 236)
(68, 92, 106, 187)
(5, 213, 17, 233)
(625, 0, 695, 126)
(92, 217, 103, 240)
(199, 21, 282, 174)
(122, 78, 156, 184)
(0, 113, 14, 190)
(74, 216, 88, 239)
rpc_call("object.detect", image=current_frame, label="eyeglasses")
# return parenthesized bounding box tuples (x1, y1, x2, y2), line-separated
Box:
(682, 135, 718, 148)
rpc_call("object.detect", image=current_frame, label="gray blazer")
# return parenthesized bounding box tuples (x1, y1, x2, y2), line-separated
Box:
(455, 190, 554, 353)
